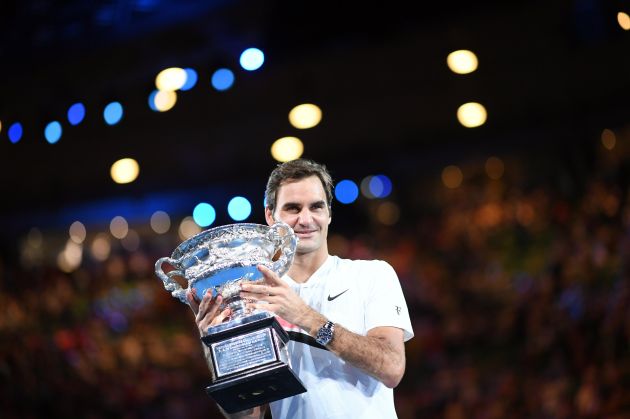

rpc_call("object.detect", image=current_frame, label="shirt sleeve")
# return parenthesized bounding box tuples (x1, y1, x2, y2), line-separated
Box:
(363, 260, 414, 342)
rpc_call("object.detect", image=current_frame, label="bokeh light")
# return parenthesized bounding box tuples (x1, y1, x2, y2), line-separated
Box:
(154, 90, 177, 112)
(150, 210, 171, 234)
(44, 121, 62, 144)
(227, 196, 252, 221)
(239, 48, 265, 71)
(360, 176, 376, 199)
(369, 175, 393, 198)
(180, 68, 198, 91)
(447, 50, 479, 74)
(193, 203, 216, 227)
(121, 229, 140, 252)
(110, 158, 140, 184)
(601, 129, 616, 150)
(67, 102, 86, 125)
(457, 102, 487, 128)
(57, 239, 83, 273)
(90, 233, 111, 261)
(618, 12, 630, 30)
(289, 103, 322, 129)
(376, 202, 400, 225)
(179, 216, 202, 240)
(211, 68, 235, 91)
(103, 102, 123, 125)
(155, 67, 187, 91)
(148, 90, 159, 111)
(335, 180, 359, 204)
(8, 122, 23, 143)
(442, 165, 463, 188)
(271, 136, 304, 162)
(485, 157, 505, 180)
(69, 221, 87, 244)
(110, 216, 129, 239)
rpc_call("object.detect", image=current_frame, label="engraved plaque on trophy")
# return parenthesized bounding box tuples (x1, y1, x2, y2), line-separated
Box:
(155, 222, 306, 413)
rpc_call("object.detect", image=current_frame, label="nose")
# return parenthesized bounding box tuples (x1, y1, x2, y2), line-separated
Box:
(296, 207, 314, 225)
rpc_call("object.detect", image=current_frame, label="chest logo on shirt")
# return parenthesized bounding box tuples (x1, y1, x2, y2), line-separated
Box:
(327, 289, 349, 301)
(395, 305, 401, 315)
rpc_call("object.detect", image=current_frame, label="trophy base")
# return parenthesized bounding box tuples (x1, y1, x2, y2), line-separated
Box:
(201, 312, 306, 414)
(205, 362, 305, 413)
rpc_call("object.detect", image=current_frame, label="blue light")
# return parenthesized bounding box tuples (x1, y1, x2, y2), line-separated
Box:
(147, 90, 158, 111)
(369, 175, 393, 198)
(45, 121, 62, 144)
(180, 68, 198, 91)
(8, 122, 23, 143)
(67, 103, 86, 125)
(193, 202, 216, 227)
(239, 48, 265, 71)
(335, 180, 359, 204)
(103, 102, 123, 125)
(211, 68, 235, 91)
(227, 196, 252, 221)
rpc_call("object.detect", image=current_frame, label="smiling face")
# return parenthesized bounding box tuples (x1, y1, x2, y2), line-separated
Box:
(265, 175, 331, 257)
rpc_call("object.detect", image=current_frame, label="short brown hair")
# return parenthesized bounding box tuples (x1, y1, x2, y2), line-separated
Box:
(265, 159, 334, 213)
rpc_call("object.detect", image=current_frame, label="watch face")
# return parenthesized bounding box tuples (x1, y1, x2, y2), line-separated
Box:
(317, 322, 334, 345)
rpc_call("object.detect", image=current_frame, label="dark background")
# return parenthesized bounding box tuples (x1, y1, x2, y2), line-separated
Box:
(1, 1, 629, 418)
(1, 0, 629, 219)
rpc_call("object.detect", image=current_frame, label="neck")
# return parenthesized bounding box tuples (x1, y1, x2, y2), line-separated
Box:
(288, 249, 329, 283)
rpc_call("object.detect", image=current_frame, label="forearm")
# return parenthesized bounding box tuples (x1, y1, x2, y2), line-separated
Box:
(300, 310, 406, 388)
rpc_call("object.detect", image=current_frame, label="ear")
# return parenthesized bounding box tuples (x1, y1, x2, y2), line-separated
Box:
(265, 207, 275, 226)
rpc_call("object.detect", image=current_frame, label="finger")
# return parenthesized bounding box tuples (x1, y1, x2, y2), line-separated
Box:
(197, 289, 216, 317)
(197, 298, 223, 329)
(240, 291, 275, 303)
(247, 302, 276, 313)
(210, 308, 232, 327)
(257, 265, 282, 285)
(187, 289, 200, 314)
(241, 283, 272, 295)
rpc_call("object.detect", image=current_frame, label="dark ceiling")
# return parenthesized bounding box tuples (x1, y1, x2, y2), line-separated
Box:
(1, 0, 629, 229)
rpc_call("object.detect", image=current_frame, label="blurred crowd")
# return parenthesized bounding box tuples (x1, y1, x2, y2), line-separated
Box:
(1, 136, 629, 418)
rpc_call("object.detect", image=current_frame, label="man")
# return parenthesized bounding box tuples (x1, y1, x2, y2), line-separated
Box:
(187, 159, 413, 418)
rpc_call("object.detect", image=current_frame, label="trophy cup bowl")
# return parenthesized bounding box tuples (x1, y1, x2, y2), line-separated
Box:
(154, 222, 306, 413)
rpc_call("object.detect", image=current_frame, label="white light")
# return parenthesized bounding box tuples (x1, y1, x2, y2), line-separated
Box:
(457, 102, 487, 128)
(447, 50, 478, 74)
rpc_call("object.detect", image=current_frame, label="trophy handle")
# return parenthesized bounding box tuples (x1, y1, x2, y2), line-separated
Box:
(268, 222, 297, 275)
(155, 257, 189, 304)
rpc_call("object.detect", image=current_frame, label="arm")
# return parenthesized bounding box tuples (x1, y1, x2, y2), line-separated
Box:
(187, 290, 269, 418)
(241, 266, 407, 388)
(303, 310, 406, 388)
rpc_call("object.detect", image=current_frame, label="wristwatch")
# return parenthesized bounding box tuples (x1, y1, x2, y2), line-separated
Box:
(315, 321, 335, 346)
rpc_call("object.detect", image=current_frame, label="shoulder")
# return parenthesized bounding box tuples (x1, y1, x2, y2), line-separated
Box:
(333, 255, 393, 268)
(331, 256, 397, 277)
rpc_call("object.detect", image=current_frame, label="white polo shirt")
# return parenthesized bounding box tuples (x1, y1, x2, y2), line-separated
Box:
(269, 255, 414, 419)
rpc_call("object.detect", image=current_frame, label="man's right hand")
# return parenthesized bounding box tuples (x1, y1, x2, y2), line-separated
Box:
(186, 289, 232, 337)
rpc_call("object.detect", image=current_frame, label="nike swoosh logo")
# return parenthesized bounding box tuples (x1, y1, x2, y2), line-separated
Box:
(327, 289, 349, 301)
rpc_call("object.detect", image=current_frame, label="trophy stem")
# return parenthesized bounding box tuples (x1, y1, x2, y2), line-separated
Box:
(221, 281, 249, 320)
(226, 297, 247, 319)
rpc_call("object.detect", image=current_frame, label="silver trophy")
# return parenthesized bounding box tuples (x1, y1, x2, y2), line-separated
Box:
(155, 222, 306, 413)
